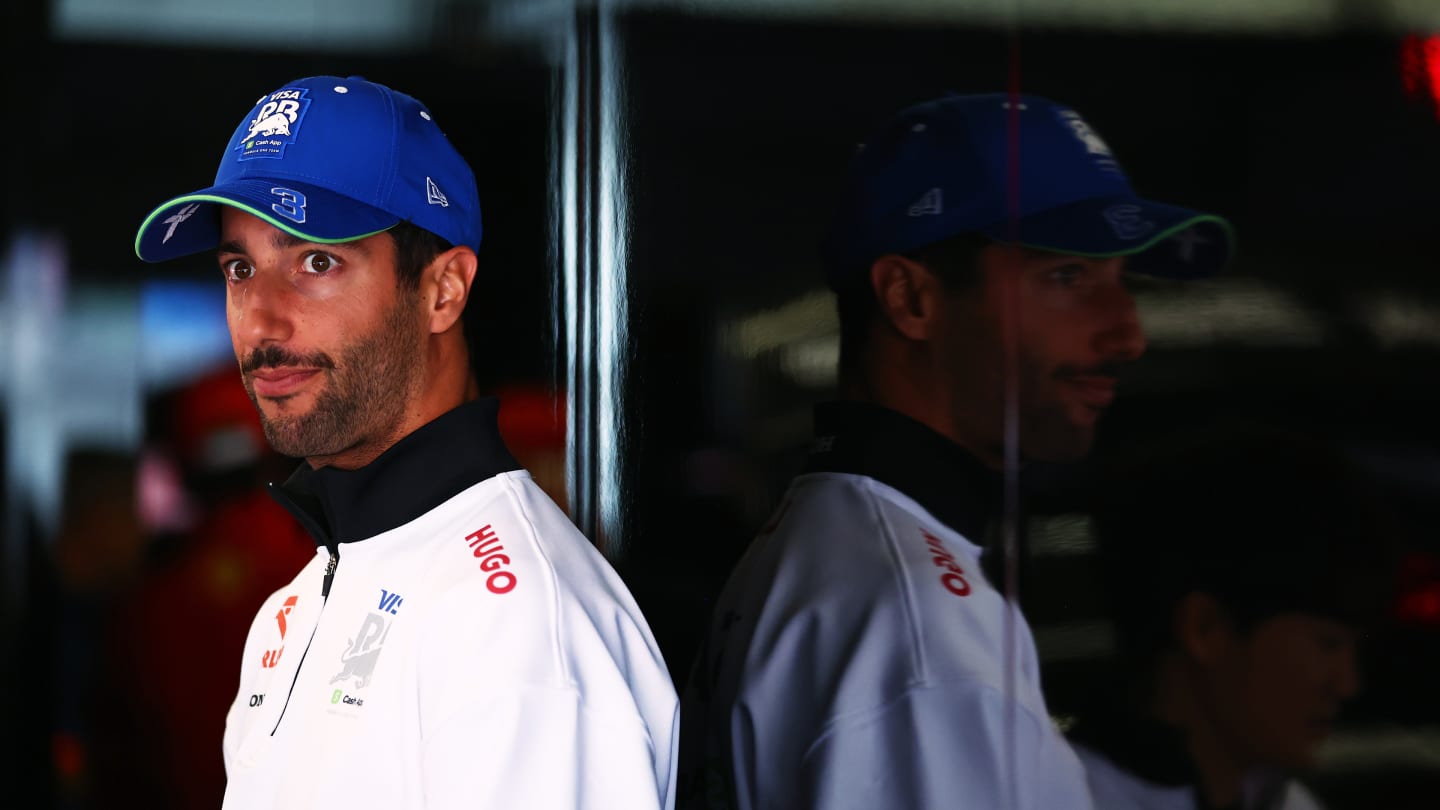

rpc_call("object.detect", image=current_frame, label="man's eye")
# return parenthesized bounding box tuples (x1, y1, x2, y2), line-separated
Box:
(222, 259, 254, 282)
(1049, 264, 1086, 285)
(301, 252, 338, 274)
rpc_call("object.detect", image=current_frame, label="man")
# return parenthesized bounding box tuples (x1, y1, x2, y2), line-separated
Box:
(1073, 429, 1395, 810)
(679, 93, 1234, 810)
(134, 75, 678, 809)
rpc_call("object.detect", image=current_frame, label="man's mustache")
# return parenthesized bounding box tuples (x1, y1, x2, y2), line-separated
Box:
(1055, 362, 1127, 381)
(241, 345, 336, 374)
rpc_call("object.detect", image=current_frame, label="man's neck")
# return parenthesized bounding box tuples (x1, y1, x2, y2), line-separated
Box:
(841, 367, 1006, 471)
(305, 362, 479, 471)
(1152, 655, 1246, 808)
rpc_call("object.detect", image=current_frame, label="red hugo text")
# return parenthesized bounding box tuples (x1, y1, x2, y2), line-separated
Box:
(921, 530, 971, 597)
(466, 525, 517, 595)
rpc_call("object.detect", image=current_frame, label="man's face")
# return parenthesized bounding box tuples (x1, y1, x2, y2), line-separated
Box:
(217, 208, 427, 464)
(1205, 613, 1361, 770)
(935, 245, 1146, 463)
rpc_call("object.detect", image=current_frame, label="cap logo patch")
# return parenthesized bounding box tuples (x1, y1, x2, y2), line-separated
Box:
(1058, 110, 1121, 173)
(426, 176, 449, 208)
(1058, 110, 1111, 156)
(236, 88, 312, 161)
(907, 187, 943, 217)
(1103, 203, 1155, 241)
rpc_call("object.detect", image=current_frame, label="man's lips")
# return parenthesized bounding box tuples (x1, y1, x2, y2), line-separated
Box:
(1062, 375, 1119, 409)
(249, 367, 321, 398)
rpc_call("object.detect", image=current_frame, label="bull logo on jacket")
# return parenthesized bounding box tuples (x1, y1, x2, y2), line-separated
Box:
(331, 589, 402, 689)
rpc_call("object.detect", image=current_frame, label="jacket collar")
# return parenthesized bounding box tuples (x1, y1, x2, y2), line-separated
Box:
(268, 398, 522, 547)
(1070, 699, 1204, 792)
(1069, 695, 1276, 810)
(802, 400, 1003, 543)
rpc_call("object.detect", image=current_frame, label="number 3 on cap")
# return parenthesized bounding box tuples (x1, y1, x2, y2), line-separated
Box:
(269, 187, 307, 224)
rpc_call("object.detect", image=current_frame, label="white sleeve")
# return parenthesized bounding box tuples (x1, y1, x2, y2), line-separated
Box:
(421, 683, 675, 810)
(1280, 781, 1325, 810)
(797, 683, 1093, 810)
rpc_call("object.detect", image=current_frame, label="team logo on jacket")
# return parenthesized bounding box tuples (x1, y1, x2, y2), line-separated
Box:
(236, 87, 312, 161)
(331, 589, 402, 689)
(260, 595, 299, 668)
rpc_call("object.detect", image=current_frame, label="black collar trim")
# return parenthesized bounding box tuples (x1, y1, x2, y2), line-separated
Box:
(802, 401, 1002, 543)
(1070, 705, 1201, 791)
(1070, 705, 1289, 810)
(268, 398, 522, 547)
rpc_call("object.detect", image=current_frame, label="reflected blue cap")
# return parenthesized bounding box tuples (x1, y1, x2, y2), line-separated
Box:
(821, 94, 1234, 287)
(135, 75, 480, 262)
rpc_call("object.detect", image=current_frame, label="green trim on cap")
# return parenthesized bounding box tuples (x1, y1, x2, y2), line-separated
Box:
(1002, 213, 1237, 262)
(134, 194, 394, 261)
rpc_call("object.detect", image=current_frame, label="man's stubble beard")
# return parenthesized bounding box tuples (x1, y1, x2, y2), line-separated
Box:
(247, 293, 427, 460)
(968, 350, 1097, 466)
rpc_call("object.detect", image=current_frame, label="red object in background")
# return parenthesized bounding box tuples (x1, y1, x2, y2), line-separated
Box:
(1401, 34, 1440, 120)
(98, 490, 314, 810)
(91, 365, 314, 810)
(52, 731, 85, 780)
(172, 365, 265, 474)
(1394, 551, 1440, 625)
(493, 383, 566, 451)
(492, 384, 569, 511)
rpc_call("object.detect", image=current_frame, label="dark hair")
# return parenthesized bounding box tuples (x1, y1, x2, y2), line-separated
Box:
(389, 220, 454, 290)
(1090, 428, 1399, 672)
(834, 232, 990, 376)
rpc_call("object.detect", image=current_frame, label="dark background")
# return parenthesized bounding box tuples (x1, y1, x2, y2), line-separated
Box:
(4, 1, 1439, 807)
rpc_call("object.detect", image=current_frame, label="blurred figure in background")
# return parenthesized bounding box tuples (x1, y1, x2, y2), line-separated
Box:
(680, 93, 1233, 810)
(1073, 428, 1398, 810)
(91, 364, 312, 810)
(49, 449, 146, 808)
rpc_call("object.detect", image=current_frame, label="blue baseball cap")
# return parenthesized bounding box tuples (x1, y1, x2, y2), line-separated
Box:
(820, 94, 1234, 288)
(135, 75, 480, 263)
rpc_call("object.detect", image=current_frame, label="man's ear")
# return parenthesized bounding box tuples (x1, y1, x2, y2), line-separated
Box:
(869, 254, 942, 342)
(424, 246, 478, 335)
(1174, 591, 1235, 665)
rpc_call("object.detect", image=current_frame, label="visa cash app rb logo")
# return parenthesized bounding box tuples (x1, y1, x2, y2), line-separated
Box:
(236, 88, 312, 161)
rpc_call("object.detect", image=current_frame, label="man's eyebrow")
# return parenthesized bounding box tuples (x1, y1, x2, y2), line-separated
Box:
(217, 231, 372, 256)
(271, 230, 306, 251)
(273, 229, 371, 255)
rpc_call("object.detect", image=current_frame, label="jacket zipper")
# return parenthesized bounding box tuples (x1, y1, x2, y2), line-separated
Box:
(270, 544, 340, 735)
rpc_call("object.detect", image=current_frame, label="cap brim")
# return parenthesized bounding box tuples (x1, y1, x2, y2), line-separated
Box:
(135, 178, 401, 263)
(978, 196, 1235, 279)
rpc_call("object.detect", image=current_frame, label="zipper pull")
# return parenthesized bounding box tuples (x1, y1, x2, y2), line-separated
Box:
(321, 547, 339, 599)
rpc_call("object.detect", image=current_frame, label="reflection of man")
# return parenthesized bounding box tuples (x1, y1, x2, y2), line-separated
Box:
(1075, 430, 1395, 810)
(680, 94, 1234, 809)
(134, 75, 677, 809)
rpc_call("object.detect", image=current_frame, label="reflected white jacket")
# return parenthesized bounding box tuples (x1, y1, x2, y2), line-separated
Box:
(1074, 743, 1323, 810)
(222, 400, 679, 810)
(682, 402, 1092, 810)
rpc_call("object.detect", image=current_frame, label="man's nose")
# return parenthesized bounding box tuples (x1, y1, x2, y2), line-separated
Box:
(230, 270, 295, 349)
(1096, 283, 1147, 363)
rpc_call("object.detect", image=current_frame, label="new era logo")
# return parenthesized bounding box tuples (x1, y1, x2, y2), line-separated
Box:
(426, 176, 449, 208)
(907, 188, 943, 217)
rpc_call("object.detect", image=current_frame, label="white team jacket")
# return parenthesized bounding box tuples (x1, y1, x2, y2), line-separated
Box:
(222, 400, 679, 809)
(1073, 743, 1323, 810)
(682, 402, 1092, 810)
